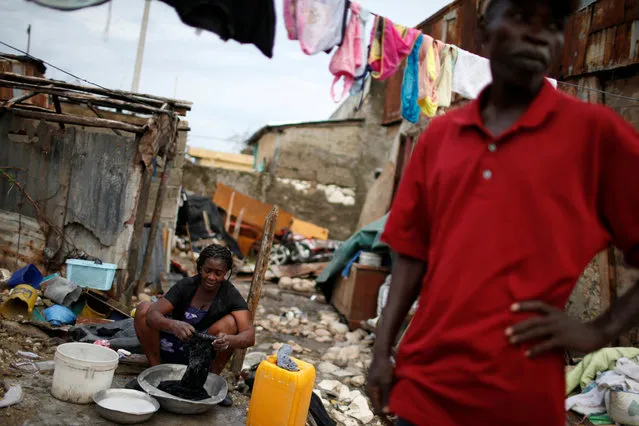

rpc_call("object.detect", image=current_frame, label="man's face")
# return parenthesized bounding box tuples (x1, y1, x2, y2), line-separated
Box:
(482, 0, 565, 87)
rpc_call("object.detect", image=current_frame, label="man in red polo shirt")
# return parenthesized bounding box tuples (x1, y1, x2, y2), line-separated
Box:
(367, 0, 639, 425)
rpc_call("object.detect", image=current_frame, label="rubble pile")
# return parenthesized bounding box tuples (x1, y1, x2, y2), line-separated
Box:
(277, 277, 316, 295)
(254, 304, 377, 425)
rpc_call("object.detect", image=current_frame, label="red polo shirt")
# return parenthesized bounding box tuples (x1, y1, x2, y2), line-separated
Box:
(382, 80, 639, 425)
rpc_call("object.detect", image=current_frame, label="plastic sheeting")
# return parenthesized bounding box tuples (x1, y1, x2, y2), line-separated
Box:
(316, 215, 388, 301)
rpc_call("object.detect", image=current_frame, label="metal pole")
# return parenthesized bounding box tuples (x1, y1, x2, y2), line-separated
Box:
(26, 25, 31, 54)
(131, 0, 151, 93)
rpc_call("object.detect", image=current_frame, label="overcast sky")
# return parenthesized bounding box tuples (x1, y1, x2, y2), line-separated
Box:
(0, 0, 451, 152)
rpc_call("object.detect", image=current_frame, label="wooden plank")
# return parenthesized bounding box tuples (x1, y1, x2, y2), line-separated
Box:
(0, 78, 173, 116)
(290, 217, 329, 240)
(5, 107, 144, 134)
(231, 206, 279, 376)
(213, 183, 294, 233)
(0, 72, 192, 110)
(270, 262, 329, 279)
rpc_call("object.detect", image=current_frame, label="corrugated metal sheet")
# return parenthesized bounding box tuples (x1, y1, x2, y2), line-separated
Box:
(558, 0, 639, 78)
(65, 130, 138, 246)
(0, 111, 140, 270)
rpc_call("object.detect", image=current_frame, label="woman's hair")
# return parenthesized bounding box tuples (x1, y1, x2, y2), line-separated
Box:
(197, 244, 234, 277)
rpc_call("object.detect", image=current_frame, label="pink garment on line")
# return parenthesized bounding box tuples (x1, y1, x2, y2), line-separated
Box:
(417, 35, 443, 116)
(283, 0, 298, 40)
(369, 16, 421, 81)
(329, 2, 363, 102)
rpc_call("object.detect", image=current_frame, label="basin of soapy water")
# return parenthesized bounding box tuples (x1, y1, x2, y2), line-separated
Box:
(137, 364, 227, 414)
(93, 389, 160, 424)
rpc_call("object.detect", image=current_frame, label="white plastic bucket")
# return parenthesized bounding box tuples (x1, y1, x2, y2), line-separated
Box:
(51, 342, 119, 404)
(359, 252, 382, 268)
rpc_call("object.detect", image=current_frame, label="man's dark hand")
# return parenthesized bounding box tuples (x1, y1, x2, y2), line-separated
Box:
(507, 301, 610, 358)
(367, 352, 394, 415)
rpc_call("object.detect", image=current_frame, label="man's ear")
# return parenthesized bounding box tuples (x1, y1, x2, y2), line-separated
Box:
(478, 16, 490, 56)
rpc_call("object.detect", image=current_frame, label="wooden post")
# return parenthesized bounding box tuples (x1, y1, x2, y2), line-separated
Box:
(137, 153, 173, 295)
(233, 208, 245, 242)
(225, 192, 235, 232)
(135, 120, 178, 296)
(123, 163, 153, 303)
(230, 206, 279, 376)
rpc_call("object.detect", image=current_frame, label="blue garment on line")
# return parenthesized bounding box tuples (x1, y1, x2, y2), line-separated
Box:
(401, 34, 424, 124)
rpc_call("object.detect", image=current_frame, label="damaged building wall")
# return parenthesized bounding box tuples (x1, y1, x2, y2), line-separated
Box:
(0, 112, 141, 272)
(181, 163, 361, 240)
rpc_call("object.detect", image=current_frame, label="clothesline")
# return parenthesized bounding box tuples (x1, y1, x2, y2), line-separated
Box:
(557, 81, 639, 103)
(0, 39, 111, 91)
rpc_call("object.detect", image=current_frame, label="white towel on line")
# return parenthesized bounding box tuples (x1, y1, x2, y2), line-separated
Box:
(452, 48, 558, 100)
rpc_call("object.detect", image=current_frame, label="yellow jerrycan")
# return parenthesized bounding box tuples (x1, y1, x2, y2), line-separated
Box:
(246, 354, 316, 426)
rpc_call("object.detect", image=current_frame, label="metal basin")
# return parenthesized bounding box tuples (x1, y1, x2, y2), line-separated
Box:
(93, 389, 159, 424)
(137, 364, 227, 414)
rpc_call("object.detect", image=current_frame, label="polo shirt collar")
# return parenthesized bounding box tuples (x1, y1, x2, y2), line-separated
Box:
(453, 79, 559, 135)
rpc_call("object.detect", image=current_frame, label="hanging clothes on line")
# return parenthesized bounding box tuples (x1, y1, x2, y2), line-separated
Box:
(400, 34, 423, 123)
(452, 48, 558, 99)
(329, 2, 364, 102)
(368, 16, 421, 81)
(284, 0, 299, 40)
(417, 36, 443, 118)
(287, 0, 349, 55)
(436, 45, 458, 108)
(159, 0, 277, 58)
(349, 6, 373, 96)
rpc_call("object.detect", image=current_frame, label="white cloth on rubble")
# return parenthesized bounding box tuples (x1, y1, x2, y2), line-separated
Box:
(451, 48, 558, 100)
(566, 357, 639, 416)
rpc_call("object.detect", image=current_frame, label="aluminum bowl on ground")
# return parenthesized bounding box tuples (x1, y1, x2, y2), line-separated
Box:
(137, 364, 227, 414)
(92, 389, 159, 424)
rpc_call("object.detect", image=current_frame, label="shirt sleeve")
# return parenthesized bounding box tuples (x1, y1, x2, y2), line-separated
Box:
(225, 282, 249, 312)
(163, 278, 189, 307)
(598, 108, 639, 267)
(381, 131, 430, 262)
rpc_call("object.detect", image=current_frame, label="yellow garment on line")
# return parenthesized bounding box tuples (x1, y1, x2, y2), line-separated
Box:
(436, 45, 458, 108)
(417, 35, 442, 117)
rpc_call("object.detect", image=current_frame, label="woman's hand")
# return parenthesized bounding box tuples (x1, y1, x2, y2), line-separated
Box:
(213, 333, 233, 352)
(170, 320, 195, 341)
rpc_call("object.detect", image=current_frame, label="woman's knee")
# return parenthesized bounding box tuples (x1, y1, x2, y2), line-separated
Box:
(134, 302, 152, 329)
(208, 314, 238, 336)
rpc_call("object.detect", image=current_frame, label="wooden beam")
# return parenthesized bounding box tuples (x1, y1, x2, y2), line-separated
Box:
(0, 72, 192, 110)
(231, 206, 279, 377)
(0, 79, 178, 116)
(4, 91, 39, 108)
(88, 103, 123, 137)
(233, 208, 245, 242)
(51, 95, 65, 130)
(5, 107, 144, 134)
(225, 192, 236, 233)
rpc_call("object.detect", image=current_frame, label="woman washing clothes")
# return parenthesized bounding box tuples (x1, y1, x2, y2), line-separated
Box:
(134, 244, 255, 407)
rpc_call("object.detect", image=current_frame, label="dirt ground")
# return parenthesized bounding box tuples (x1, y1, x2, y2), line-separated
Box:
(0, 282, 382, 426)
